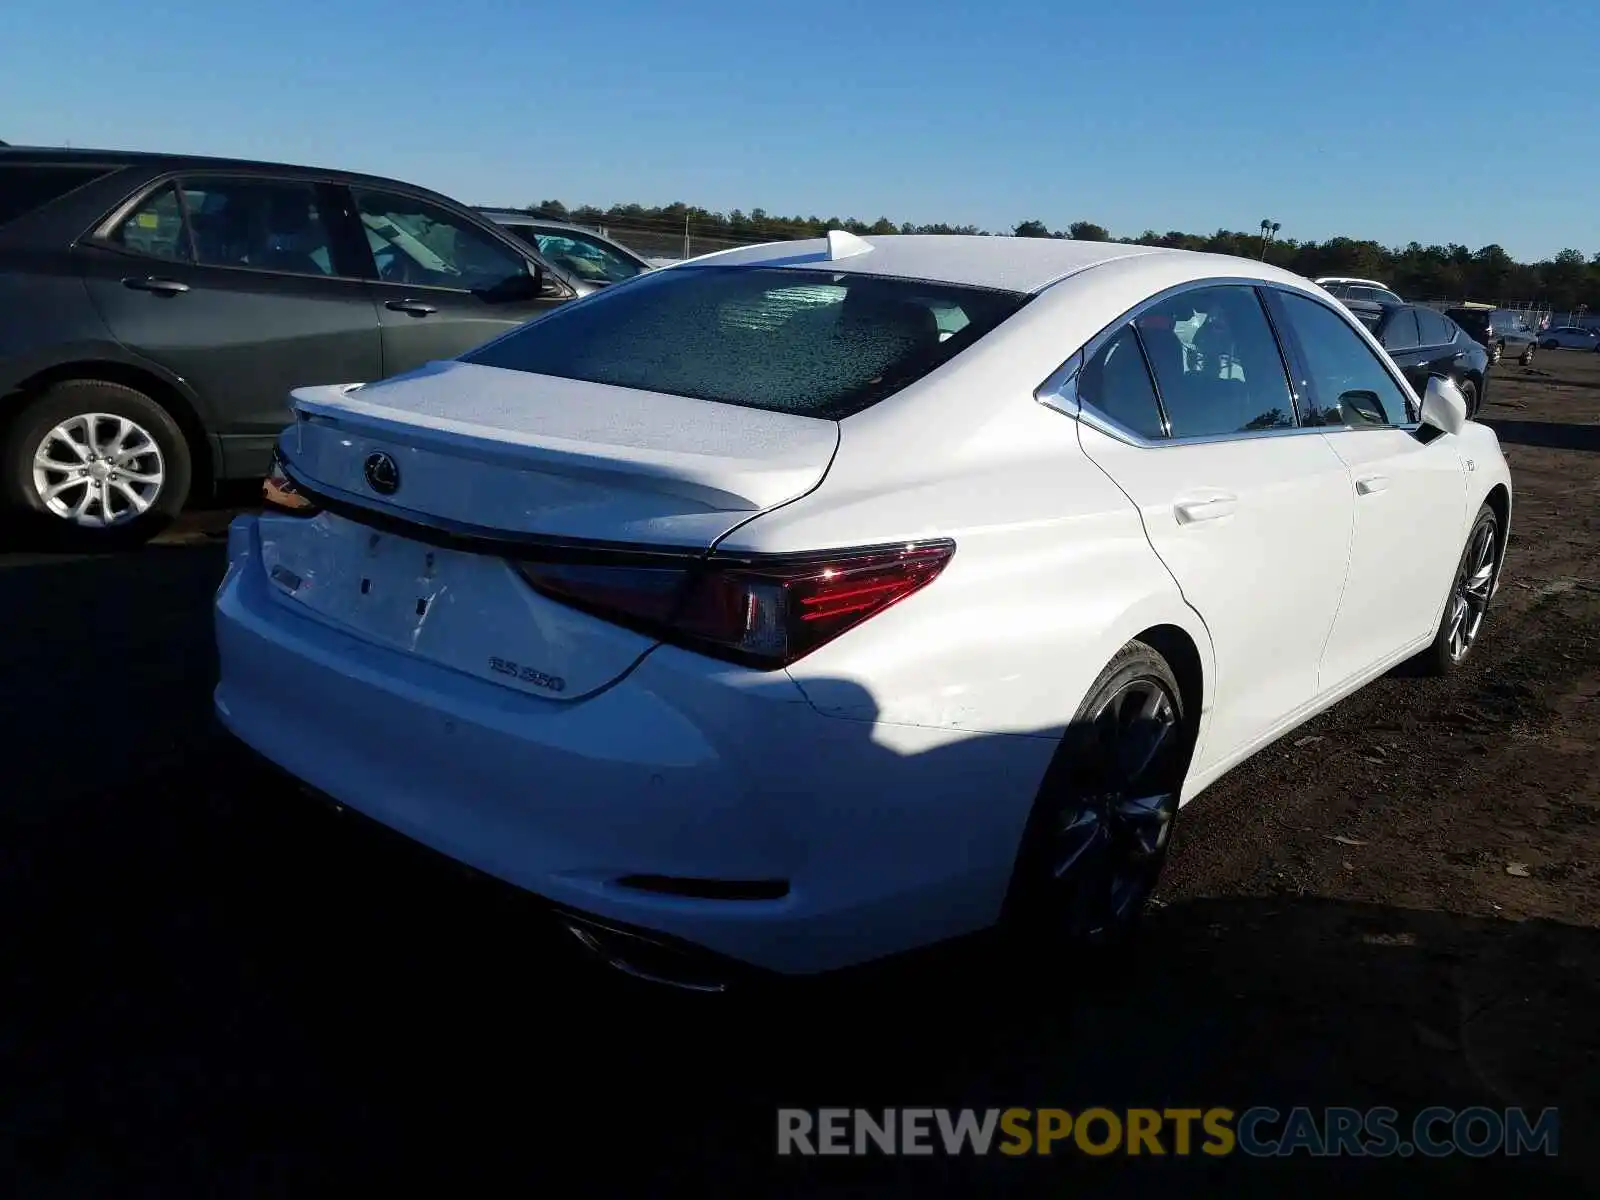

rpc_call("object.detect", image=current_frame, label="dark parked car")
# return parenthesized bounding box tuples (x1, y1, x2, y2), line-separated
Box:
(1346, 300, 1490, 418)
(0, 147, 580, 543)
(1442, 305, 1537, 367)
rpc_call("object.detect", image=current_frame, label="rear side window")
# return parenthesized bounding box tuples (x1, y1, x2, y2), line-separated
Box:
(0, 163, 114, 227)
(1382, 308, 1421, 351)
(109, 183, 191, 261)
(1133, 285, 1296, 436)
(1077, 326, 1167, 439)
(1416, 308, 1452, 346)
(464, 266, 1029, 419)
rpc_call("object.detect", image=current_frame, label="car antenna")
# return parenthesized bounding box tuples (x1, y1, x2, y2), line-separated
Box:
(826, 230, 873, 260)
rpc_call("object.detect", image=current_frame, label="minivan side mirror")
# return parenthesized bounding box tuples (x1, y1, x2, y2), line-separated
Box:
(1420, 374, 1468, 435)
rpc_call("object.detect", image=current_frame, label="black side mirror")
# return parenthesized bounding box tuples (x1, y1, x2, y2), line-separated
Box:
(475, 268, 565, 303)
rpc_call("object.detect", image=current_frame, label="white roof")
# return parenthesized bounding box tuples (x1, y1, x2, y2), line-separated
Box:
(681, 234, 1182, 294)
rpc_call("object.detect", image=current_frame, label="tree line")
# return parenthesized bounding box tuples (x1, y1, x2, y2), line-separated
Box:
(520, 199, 1599, 311)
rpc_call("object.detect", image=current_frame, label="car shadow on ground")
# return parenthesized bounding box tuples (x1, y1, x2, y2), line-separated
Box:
(3, 747, 1594, 1195)
(1480, 419, 1600, 454)
(0, 535, 1593, 1195)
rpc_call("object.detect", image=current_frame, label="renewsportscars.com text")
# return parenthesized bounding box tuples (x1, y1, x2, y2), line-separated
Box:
(777, 1106, 1559, 1158)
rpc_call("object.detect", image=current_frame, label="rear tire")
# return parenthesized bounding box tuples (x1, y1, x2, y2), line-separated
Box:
(1459, 379, 1479, 419)
(1489, 341, 1503, 366)
(1416, 503, 1498, 677)
(1520, 344, 1535, 366)
(0, 379, 191, 547)
(1004, 640, 1192, 947)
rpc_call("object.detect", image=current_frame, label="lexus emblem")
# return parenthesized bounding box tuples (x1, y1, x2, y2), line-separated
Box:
(363, 451, 399, 495)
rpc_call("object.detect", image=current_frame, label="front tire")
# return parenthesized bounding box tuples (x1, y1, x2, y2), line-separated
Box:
(1489, 341, 1503, 366)
(1459, 379, 1480, 419)
(1005, 641, 1191, 945)
(0, 380, 191, 547)
(1417, 503, 1498, 677)
(1520, 344, 1536, 366)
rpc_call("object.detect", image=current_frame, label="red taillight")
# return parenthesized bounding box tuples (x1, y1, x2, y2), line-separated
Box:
(262, 454, 319, 516)
(514, 541, 955, 668)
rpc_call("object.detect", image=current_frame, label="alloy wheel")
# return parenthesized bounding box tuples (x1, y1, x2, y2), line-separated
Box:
(1047, 676, 1181, 939)
(1446, 518, 1497, 663)
(31, 413, 166, 527)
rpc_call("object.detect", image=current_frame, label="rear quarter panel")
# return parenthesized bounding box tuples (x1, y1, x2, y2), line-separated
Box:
(715, 261, 1224, 761)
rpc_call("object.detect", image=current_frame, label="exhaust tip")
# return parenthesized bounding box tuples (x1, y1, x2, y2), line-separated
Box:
(561, 916, 732, 993)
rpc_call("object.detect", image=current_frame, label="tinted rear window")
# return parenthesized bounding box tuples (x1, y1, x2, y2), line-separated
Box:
(464, 266, 1030, 419)
(1445, 309, 1489, 331)
(0, 164, 114, 227)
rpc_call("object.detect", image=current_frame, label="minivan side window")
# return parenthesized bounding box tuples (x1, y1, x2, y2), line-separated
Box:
(110, 184, 191, 262)
(1272, 291, 1417, 428)
(353, 188, 530, 293)
(179, 178, 338, 277)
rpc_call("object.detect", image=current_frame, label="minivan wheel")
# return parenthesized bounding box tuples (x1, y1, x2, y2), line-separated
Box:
(1489, 342, 1502, 365)
(1, 380, 191, 545)
(1520, 345, 1535, 366)
(1416, 504, 1498, 677)
(1005, 640, 1189, 946)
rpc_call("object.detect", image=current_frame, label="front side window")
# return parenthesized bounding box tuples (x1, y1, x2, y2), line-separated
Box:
(110, 183, 190, 262)
(1133, 285, 1296, 436)
(1077, 325, 1167, 439)
(464, 266, 1028, 419)
(526, 228, 645, 285)
(1272, 291, 1417, 428)
(354, 188, 530, 293)
(180, 178, 336, 277)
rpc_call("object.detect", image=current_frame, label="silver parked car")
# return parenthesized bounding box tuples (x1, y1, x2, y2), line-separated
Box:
(477, 210, 652, 296)
(1537, 324, 1600, 351)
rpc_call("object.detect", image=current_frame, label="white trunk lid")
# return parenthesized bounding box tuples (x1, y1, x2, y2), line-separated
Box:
(260, 360, 839, 699)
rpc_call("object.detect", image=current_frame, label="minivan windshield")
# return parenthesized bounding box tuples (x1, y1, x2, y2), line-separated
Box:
(464, 266, 1030, 419)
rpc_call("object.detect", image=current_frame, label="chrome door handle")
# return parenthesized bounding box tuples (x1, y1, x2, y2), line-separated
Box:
(385, 299, 437, 316)
(1174, 495, 1238, 523)
(1355, 475, 1390, 495)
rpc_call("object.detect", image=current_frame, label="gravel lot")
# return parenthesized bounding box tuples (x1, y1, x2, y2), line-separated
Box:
(2, 355, 1598, 1195)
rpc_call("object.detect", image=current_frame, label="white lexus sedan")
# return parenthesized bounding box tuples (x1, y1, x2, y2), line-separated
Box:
(214, 234, 1512, 988)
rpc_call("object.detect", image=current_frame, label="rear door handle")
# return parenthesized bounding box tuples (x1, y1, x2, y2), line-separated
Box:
(385, 299, 437, 316)
(1174, 494, 1238, 524)
(122, 276, 189, 295)
(1355, 475, 1390, 495)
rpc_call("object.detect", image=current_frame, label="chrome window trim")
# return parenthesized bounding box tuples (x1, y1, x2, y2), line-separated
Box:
(1035, 275, 1423, 447)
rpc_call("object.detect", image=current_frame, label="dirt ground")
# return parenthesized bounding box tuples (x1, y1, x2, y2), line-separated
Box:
(1, 352, 1598, 1196)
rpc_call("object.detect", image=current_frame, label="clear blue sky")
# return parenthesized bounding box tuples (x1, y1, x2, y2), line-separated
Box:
(4, 0, 1596, 261)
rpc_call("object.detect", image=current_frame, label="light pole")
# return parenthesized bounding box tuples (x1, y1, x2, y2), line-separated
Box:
(1259, 219, 1280, 260)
